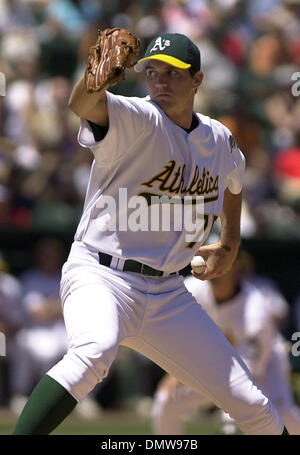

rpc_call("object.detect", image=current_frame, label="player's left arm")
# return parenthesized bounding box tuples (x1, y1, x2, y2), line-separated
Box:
(219, 187, 242, 259)
(193, 188, 242, 280)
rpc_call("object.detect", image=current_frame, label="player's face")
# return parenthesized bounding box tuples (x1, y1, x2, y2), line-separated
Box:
(144, 61, 202, 114)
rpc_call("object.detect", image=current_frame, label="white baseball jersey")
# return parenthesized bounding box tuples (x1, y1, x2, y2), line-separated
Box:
(246, 275, 289, 322)
(73, 91, 245, 272)
(184, 276, 282, 377)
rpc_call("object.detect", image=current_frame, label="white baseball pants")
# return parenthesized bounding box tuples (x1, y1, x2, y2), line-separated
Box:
(152, 339, 300, 434)
(47, 245, 284, 434)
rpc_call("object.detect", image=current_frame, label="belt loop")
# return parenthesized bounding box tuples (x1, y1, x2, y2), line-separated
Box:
(117, 258, 126, 271)
(110, 256, 119, 269)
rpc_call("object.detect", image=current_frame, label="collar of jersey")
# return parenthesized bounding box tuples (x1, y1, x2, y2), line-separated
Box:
(145, 96, 200, 135)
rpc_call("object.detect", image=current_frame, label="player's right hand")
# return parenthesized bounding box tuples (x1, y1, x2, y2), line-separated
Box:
(192, 241, 239, 281)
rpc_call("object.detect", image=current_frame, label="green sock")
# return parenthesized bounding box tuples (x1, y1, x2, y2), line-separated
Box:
(12, 375, 77, 435)
(282, 426, 289, 435)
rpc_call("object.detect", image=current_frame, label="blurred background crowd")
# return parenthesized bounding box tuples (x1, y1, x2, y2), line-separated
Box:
(0, 0, 300, 425)
(0, 0, 299, 237)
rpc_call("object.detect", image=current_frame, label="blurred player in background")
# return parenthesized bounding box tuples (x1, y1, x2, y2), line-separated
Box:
(0, 251, 23, 406)
(153, 252, 300, 435)
(237, 250, 290, 332)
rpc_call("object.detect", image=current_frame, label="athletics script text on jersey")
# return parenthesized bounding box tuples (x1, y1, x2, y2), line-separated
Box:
(139, 160, 219, 205)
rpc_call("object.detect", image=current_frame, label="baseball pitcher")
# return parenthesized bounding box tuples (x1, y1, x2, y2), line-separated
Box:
(12, 30, 287, 435)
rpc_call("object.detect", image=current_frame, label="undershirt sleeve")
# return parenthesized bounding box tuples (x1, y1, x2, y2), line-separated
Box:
(87, 120, 109, 141)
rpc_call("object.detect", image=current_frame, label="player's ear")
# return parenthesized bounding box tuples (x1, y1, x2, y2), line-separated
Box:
(193, 71, 203, 89)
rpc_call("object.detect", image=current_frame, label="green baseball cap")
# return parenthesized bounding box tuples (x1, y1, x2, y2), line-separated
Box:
(134, 33, 201, 72)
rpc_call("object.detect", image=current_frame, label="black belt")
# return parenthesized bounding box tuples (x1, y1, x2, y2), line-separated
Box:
(98, 252, 184, 277)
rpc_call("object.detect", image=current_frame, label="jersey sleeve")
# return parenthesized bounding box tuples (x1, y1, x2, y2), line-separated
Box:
(77, 92, 148, 166)
(222, 126, 246, 194)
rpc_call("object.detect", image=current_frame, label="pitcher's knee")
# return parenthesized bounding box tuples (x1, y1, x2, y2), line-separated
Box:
(47, 341, 117, 403)
(225, 385, 284, 435)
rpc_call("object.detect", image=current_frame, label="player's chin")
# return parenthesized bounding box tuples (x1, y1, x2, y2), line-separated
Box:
(154, 98, 175, 112)
(153, 94, 173, 104)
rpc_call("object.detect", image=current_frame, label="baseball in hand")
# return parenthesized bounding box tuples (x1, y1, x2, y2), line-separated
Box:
(191, 255, 206, 274)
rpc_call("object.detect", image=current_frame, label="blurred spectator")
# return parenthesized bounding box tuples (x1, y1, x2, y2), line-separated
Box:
(274, 132, 300, 212)
(237, 33, 283, 125)
(45, 0, 103, 40)
(0, 251, 23, 407)
(0, 0, 36, 32)
(9, 238, 68, 414)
